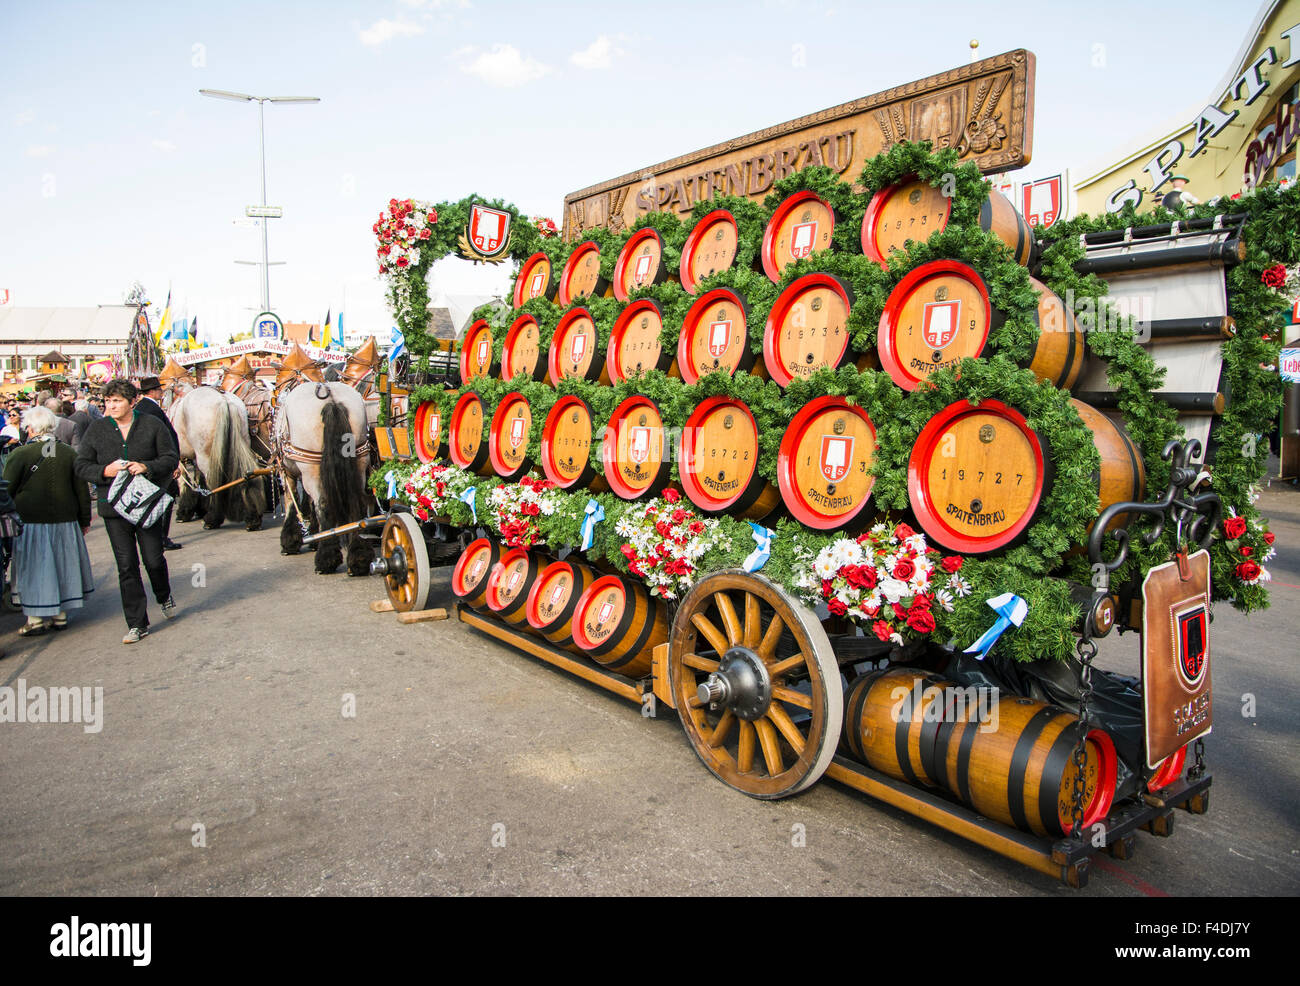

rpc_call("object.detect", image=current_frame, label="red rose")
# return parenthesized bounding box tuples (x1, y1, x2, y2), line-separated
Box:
(894, 523, 916, 540)
(620, 544, 637, 561)
(821, 579, 834, 598)
(415, 508, 428, 521)
(522, 502, 540, 516)
(893, 602, 909, 621)
(428, 208, 438, 223)
(872, 620, 893, 642)
(906, 609, 936, 634)
(1264, 531, 1275, 545)
(941, 556, 963, 574)
(395, 257, 409, 268)
(1261, 263, 1287, 288)
(655, 520, 672, 538)
(661, 488, 681, 504)
(671, 509, 687, 524)
(864, 604, 880, 618)
(893, 558, 916, 581)
(843, 564, 872, 590)
(1240, 546, 1253, 557)
(1223, 516, 1247, 539)
(910, 594, 932, 612)
(828, 599, 848, 617)
(1237, 560, 1261, 581)
(689, 521, 705, 535)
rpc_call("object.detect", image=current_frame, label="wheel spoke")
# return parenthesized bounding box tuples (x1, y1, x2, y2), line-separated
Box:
(738, 720, 756, 773)
(708, 710, 735, 748)
(755, 718, 784, 776)
(690, 612, 729, 656)
(682, 653, 719, 673)
(714, 591, 742, 647)
(766, 704, 807, 756)
(758, 612, 785, 662)
(743, 593, 761, 649)
(768, 654, 806, 679)
(771, 685, 813, 710)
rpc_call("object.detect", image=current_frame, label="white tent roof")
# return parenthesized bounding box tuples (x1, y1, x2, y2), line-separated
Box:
(0, 305, 137, 344)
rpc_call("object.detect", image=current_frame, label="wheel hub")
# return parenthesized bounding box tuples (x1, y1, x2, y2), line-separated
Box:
(697, 646, 772, 721)
(378, 544, 408, 585)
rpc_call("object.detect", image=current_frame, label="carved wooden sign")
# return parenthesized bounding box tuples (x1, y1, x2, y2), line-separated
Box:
(563, 49, 1035, 239)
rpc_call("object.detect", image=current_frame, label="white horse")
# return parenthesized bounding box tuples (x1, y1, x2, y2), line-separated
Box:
(170, 386, 268, 530)
(276, 381, 374, 575)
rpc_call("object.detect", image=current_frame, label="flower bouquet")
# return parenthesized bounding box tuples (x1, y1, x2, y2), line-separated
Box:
(487, 474, 560, 548)
(374, 198, 439, 276)
(613, 489, 733, 600)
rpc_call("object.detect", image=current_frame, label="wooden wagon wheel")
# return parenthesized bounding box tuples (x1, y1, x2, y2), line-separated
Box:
(380, 513, 431, 612)
(669, 570, 842, 799)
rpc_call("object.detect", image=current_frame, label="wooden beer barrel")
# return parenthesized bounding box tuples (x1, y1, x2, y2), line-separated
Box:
(762, 273, 863, 386)
(1025, 276, 1086, 390)
(486, 548, 546, 630)
(906, 399, 1051, 555)
(680, 209, 740, 294)
(933, 694, 1118, 838)
(412, 400, 444, 463)
(602, 395, 672, 500)
(842, 669, 954, 786)
(1070, 399, 1146, 536)
(679, 396, 779, 519)
(513, 251, 556, 307)
(676, 287, 759, 384)
(525, 558, 598, 650)
(607, 299, 677, 383)
(761, 190, 835, 283)
(571, 575, 668, 679)
(860, 179, 1035, 267)
(500, 314, 546, 382)
(460, 319, 497, 382)
(612, 228, 668, 301)
(451, 537, 501, 610)
(556, 240, 607, 306)
(877, 259, 993, 391)
(447, 390, 493, 476)
(488, 391, 534, 482)
(547, 307, 608, 385)
(539, 394, 607, 492)
(776, 396, 878, 532)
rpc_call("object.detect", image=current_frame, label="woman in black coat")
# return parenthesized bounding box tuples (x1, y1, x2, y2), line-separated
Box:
(74, 378, 180, 644)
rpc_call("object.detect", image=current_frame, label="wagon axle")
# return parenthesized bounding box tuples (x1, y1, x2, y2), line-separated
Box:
(698, 647, 773, 722)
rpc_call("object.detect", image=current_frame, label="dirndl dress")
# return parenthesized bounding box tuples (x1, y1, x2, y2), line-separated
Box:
(12, 521, 94, 618)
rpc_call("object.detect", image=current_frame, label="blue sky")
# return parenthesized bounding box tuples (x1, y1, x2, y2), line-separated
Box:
(0, 0, 1266, 344)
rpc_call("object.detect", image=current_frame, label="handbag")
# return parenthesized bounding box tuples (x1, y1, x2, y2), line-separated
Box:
(107, 470, 174, 528)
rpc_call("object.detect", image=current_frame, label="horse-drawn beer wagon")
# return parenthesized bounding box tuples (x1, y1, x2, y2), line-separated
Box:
(357, 49, 1288, 887)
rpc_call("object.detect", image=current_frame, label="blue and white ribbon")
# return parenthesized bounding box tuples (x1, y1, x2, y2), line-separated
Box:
(581, 498, 604, 550)
(458, 486, 477, 526)
(742, 521, 774, 573)
(389, 325, 407, 363)
(385, 469, 397, 501)
(963, 592, 1028, 661)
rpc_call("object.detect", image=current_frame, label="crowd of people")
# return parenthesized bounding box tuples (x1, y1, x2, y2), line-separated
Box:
(0, 376, 184, 654)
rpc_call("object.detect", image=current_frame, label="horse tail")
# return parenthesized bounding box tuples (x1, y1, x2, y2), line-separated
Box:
(226, 401, 267, 519)
(209, 397, 236, 517)
(319, 398, 366, 526)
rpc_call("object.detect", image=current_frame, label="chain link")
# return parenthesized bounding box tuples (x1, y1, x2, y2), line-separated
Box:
(1188, 736, 1207, 780)
(1069, 636, 1098, 841)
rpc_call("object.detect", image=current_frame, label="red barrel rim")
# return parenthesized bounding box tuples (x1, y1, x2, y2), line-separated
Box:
(1147, 743, 1188, 791)
(447, 391, 486, 471)
(412, 400, 441, 463)
(525, 559, 581, 631)
(539, 394, 594, 489)
(459, 319, 495, 381)
(762, 272, 855, 387)
(680, 209, 738, 294)
(608, 298, 666, 384)
(761, 190, 834, 283)
(557, 240, 601, 306)
(602, 395, 668, 500)
(513, 251, 552, 308)
(571, 575, 633, 653)
(451, 538, 496, 599)
(860, 176, 953, 266)
(547, 306, 599, 385)
(486, 548, 533, 614)
(1075, 727, 1118, 831)
(488, 391, 532, 480)
(676, 287, 750, 385)
(679, 395, 761, 513)
(876, 259, 992, 392)
(501, 314, 542, 381)
(906, 398, 1046, 554)
(612, 228, 665, 301)
(776, 395, 877, 530)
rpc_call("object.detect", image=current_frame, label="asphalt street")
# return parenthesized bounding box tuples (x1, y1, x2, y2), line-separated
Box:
(1, 486, 1298, 897)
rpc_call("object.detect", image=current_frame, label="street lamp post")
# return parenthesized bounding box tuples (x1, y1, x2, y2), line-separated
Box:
(199, 89, 319, 314)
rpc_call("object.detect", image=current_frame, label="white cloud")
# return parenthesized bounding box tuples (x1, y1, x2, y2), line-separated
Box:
(570, 35, 624, 71)
(456, 44, 550, 87)
(398, 0, 470, 7)
(152, 139, 177, 152)
(25, 144, 54, 158)
(358, 17, 425, 46)
(15, 109, 35, 126)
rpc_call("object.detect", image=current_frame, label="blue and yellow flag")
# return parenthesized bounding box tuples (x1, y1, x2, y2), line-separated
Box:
(154, 288, 172, 345)
(321, 308, 333, 350)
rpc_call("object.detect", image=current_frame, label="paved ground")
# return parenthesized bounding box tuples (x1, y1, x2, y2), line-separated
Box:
(1, 483, 1298, 897)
